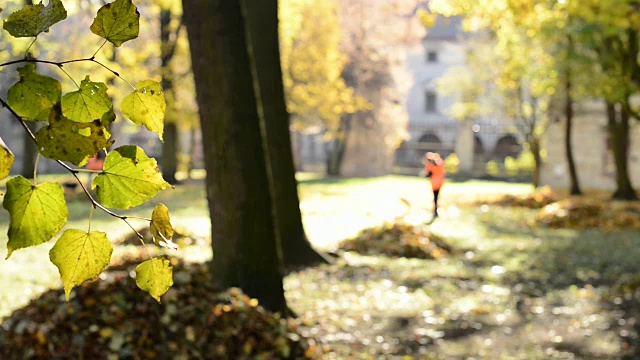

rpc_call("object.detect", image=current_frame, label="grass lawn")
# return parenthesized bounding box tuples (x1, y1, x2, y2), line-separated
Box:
(5, 174, 640, 358)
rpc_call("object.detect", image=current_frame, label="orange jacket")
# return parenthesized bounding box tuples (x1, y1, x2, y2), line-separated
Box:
(425, 159, 445, 191)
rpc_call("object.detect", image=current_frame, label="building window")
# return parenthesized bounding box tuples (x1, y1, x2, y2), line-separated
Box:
(426, 50, 438, 62)
(425, 91, 437, 112)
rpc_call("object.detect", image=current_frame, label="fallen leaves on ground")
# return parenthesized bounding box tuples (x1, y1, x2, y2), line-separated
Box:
(0, 259, 321, 360)
(474, 186, 558, 209)
(337, 222, 454, 259)
(536, 199, 640, 231)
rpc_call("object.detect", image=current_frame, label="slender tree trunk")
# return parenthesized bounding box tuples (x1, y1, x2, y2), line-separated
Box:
(606, 102, 637, 200)
(241, 0, 330, 267)
(326, 115, 350, 176)
(292, 131, 303, 171)
(564, 70, 581, 195)
(160, 8, 179, 185)
(183, 0, 287, 312)
(530, 138, 542, 189)
(189, 127, 199, 176)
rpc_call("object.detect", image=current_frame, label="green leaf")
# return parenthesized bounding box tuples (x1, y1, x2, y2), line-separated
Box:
(101, 107, 116, 128)
(7, 64, 61, 121)
(35, 104, 113, 166)
(61, 76, 113, 123)
(49, 229, 113, 301)
(3, 176, 67, 258)
(150, 204, 177, 250)
(90, 0, 140, 47)
(3, 0, 67, 37)
(0, 137, 14, 180)
(121, 80, 166, 140)
(92, 145, 171, 209)
(136, 257, 173, 302)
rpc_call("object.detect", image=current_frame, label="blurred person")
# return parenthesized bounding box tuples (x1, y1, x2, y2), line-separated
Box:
(421, 152, 445, 218)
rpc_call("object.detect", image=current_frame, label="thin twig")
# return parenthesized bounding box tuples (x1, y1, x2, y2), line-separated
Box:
(0, 57, 133, 89)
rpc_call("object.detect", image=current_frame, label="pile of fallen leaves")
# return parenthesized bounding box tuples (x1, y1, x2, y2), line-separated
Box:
(338, 222, 453, 259)
(476, 187, 558, 208)
(536, 199, 640, 231)
(0, 261, 321, 360)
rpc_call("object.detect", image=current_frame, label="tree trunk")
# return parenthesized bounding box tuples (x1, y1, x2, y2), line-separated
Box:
(530, 138, 542, 189)
(241, 0, 330, 268)
(606, 102, 637, 200)
(20, 120, 37, 178)
(326, 116, 350, 176)
(160, 8, 179, 185)
(292, 131, 303, 172)
(182, 0, 287, 312)
(564, 71, 581, 195)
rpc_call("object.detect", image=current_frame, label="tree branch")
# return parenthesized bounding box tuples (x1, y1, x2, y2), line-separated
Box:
(0, 97, 148, 240)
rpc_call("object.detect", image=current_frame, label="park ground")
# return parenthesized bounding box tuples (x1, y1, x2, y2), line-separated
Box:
(2, 175, 640, 359)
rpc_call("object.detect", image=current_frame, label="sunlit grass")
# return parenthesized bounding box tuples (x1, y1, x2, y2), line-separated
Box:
(0, 175, 531, 319)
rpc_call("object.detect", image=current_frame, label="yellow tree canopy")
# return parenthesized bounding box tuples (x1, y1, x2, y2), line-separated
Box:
(279, 0, 369, 133)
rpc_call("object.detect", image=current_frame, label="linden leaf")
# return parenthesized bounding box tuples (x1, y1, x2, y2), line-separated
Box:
(121, 80, 166, 140)
(150, 204, 177, 250)
(92, 145, 171, 209)
(61, 76, 113, 123)
(3, 176, 67, 258)
(3, 0, 67, 37)
(90, 0, 140, 47)
(136, 257, 173, 302)
(7, 64, 61, 121)
(49, 229, 113, 301)
(0, 137, 14, 180)
(35, 105, 113, 166)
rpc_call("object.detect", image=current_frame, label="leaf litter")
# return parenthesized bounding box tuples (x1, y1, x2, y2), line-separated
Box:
(0, 257, 322, 359)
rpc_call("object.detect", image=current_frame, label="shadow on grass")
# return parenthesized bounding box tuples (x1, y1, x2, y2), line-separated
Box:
(469, 206, 640, 358)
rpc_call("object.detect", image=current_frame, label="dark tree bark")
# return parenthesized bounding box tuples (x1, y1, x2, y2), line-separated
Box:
(606, 102, 637, 200)
(159, 8, 179, 185)
(241, 0, 330, 267)
(564, 68, 581, 195)
(182, 0, 287, 312)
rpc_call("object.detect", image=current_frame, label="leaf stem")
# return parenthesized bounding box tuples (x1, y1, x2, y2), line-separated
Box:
(74, 168, 102, 174)
(56, 65, 80, 89)
(126, 215, 153, 222)
(88, 205, 94, 232)
(123, 218, 154, 260)
(91, 59, 135, 89)
(33, 153, 40, 185)
(92, 40, 108, 59)
(24, 38, 38, 58)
